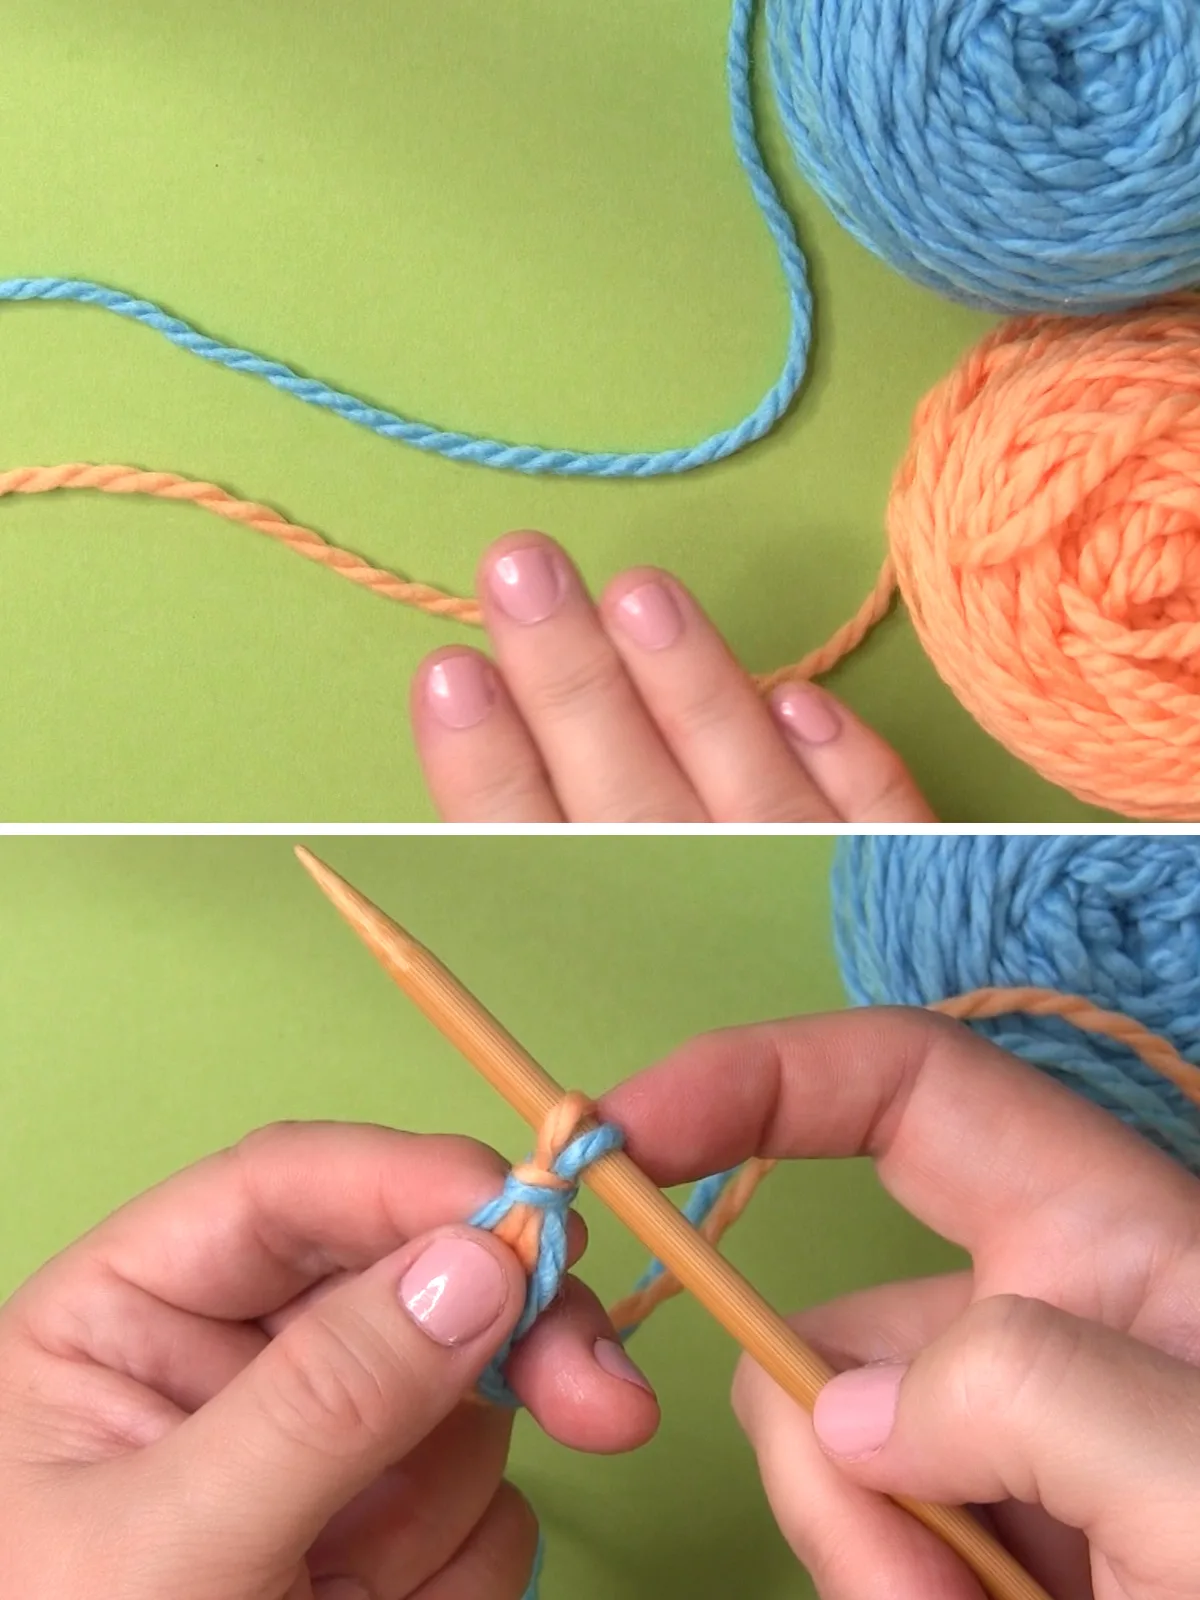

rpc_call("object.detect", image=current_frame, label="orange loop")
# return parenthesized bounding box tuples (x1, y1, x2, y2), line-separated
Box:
(490, 1091, 596, 1274)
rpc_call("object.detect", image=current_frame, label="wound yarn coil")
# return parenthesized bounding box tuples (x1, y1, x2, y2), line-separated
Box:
(885, 296, 1200, 820)
(768, 0, 1200, 313)
(832, 835, 1200, 1173)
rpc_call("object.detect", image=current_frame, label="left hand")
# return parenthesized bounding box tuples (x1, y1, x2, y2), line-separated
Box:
(0, 1122, 658, 1600)
(410, 532, 935, 823)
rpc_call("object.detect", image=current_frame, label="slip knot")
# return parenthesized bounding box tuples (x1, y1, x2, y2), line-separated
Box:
(469, 1092, 623, 1407)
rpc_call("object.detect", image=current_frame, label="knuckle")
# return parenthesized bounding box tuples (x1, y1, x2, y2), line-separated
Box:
(453, 757, 552, 820)
(260, 1307, 402, 1456)
(585, 791, 700, 824)
(737, 788, 828, 824)
(522, 648, 631, 722)
(658, 681, 742, 745)
(953, 1295, 1078, 1427)
(858, 760, 923, 821)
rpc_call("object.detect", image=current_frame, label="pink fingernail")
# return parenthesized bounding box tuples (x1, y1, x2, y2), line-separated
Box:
(594, 1338, 656, 1395)
(613, 582, 683, 652)
(812, 1363, 906, 1459)
(771, 683, 842, 747)
(425, 656, 496, 730)
(489, 545, 566, 625)
(400, 1238, 506, 1346)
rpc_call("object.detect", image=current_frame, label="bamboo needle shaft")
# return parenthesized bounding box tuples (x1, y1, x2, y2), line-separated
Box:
(295, 847, 1052, 1600)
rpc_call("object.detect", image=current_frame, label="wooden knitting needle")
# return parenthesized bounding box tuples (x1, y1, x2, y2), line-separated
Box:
(295, 847, 1052, 1600)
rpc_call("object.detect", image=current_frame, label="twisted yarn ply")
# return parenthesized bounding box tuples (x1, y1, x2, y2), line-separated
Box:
(885, 297, 1200, 819)
(768, 0, 1200, 313)
(832, 835, 1200, 1173)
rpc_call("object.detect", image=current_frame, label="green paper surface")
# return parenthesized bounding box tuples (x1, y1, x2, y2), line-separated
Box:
(0, 2, 1111, 821)
(0, 835, 966, 1597)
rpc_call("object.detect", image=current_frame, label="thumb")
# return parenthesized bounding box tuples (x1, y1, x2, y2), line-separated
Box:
(151, 1225, 527, 1577)
(811, 1294, 1200, 1546)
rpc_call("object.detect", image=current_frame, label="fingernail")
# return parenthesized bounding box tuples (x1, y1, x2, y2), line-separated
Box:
(771, 683, 842, 747)
(613, 581, 684, 652)
(400, 1237, 506, 1346)
(425, 655, 496, 730)
(489, 545, 566, 625)
(594, 1337, 656, 1395)
(812, 1363, 906, 1459)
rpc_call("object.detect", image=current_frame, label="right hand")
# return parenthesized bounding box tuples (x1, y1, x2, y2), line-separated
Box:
(604, 1009, 1200, 1599)
(411, 532, 935, 824)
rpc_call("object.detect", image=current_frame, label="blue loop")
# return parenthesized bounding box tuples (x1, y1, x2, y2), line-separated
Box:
(470, 1122, 623, 1406)
(477, 1119, 740, 1599)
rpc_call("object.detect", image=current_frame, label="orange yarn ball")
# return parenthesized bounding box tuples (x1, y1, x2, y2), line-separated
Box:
(887, 298, 1200, 821)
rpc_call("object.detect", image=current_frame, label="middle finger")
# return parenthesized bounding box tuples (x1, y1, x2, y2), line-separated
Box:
(478, 533, 706, 821)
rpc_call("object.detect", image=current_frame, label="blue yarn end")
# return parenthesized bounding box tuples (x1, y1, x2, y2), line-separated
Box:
(521, 1532, 546, 1600)
(831, 837, 1200, 1173)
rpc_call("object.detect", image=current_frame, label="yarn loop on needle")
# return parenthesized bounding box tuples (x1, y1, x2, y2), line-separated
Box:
(468, 1092, 622, 1406)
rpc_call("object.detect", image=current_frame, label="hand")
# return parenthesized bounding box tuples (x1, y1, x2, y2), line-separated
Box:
(411, 532, 934, 823)
(0, 1123, 659, 1600)
(603, 1011, 1200, 1600)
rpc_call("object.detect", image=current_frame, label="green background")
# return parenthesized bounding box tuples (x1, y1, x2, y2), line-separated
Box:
(0, 836, 963, 1596)
(1, 1, 1110, 822)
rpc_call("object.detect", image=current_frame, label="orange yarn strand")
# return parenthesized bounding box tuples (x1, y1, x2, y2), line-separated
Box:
(0, 464, 482, 625)
(490, 1090, 595, 1273)
(0, 461, 887, 693)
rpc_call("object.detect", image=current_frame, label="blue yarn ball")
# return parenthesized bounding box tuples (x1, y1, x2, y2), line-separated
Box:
(831, 837, 1200, 1171)
(768, 0, 1200, 313)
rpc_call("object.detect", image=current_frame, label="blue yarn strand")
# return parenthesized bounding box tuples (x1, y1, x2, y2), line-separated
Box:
(472, 1122, 742, 1599)
(0, 2, 811, 479)
(831, 837, 1200, 1173)
(469, 1121, 624, 1406)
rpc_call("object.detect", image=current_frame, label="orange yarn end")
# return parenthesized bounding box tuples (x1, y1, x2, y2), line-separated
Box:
(885, 296, 1200, 820)
(490, 1090, 596, 1274)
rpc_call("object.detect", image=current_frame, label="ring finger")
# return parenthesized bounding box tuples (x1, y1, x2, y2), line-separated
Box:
(600, 568, 839, 821)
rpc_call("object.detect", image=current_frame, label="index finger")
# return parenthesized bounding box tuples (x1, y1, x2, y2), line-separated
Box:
(601, 1010, 1200, 1265)
(21, 1122, 531, 1322)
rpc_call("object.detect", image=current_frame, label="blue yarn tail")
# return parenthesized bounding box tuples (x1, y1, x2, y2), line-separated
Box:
(0, 3, 811, 480)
